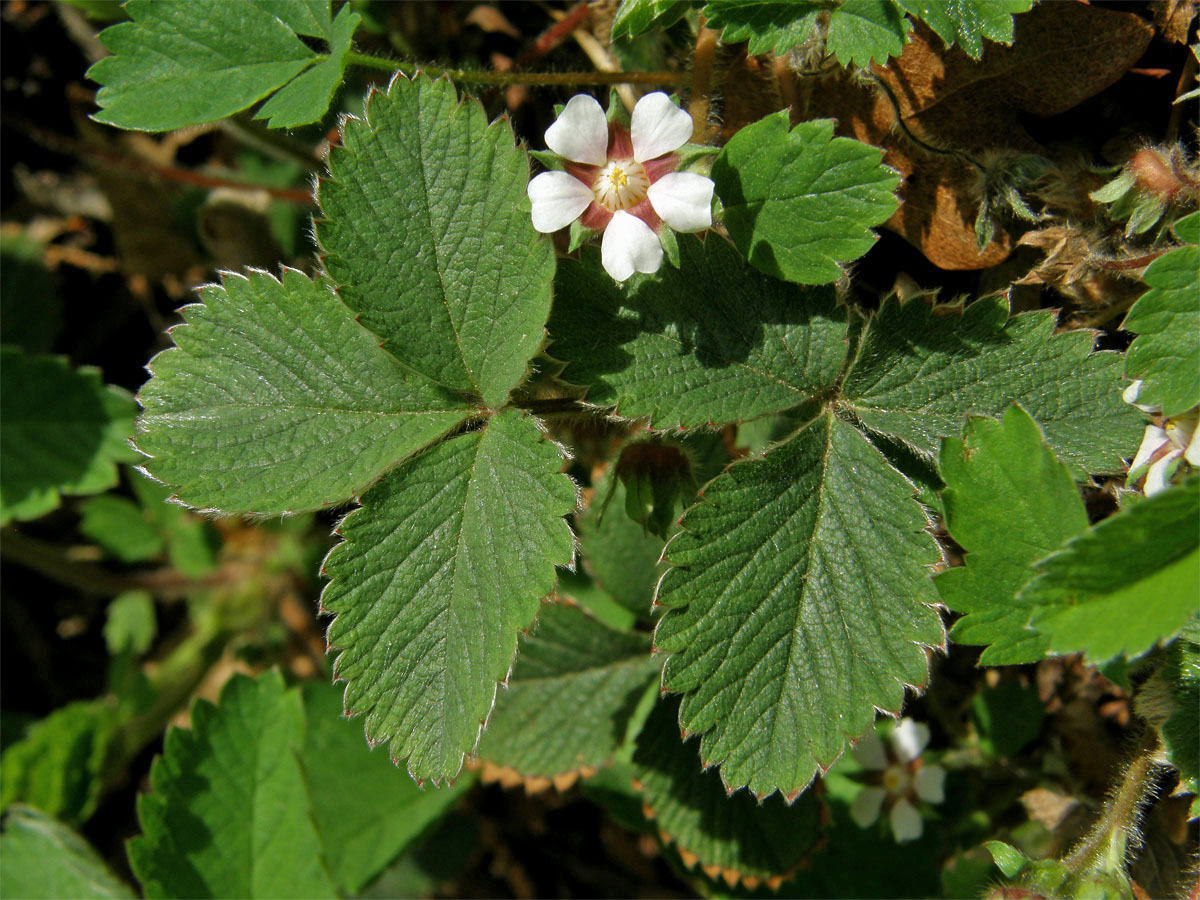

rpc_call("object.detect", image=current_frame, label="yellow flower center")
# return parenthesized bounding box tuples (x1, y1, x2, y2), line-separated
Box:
(593, 158, 649, 212)
(883, 764, 911, 796)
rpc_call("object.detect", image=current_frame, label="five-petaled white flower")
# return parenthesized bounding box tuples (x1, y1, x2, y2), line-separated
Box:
(527, 92, 714, 282)
(849, 718, 946, 844)
(1123, 381, 1199, 495)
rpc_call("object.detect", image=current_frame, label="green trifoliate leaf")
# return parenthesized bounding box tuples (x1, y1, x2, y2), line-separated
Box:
(298, 682, 474, 895)
(548, 237, 849, 428)
(89, 0, 356, 131)
(711, 115, 900, 285)
(611, 0, 695, 40)
(897, 0, 1032, 59)
(1122, 211, 1200, 417)
(79, 496, 163, 564)
(841, 297, 1141, 477)
(1, 350, 137, 524)
(475, 600, 658, 780)
(322, 410, 577, 782)
(632, 697, 824, 888)
(1022, 478, 1200, 663)
(0, 806, 134, 900)
(127, 672, 337, 899)
(319, 75, 556, 409)
(135, 268, 466, 515)
(936, 405, 1089, 665)
(0, 700, 119, 826)
(254, 5, 360, 129)
(655, 412, 944, 798)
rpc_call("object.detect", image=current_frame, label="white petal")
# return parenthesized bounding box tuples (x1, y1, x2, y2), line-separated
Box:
(914, 765, 946, 804)
(890, 719, 929, 763)
(601, 210, 662, 282)
(1122, 380, 1161, 414)
(890, 798, 923, 843)
(1186, 434, 1200, 467)
(849, 786, 887, 828)
(631, 91, 693, 162)
(1129, 425, 1169, 479)
(647, 172, 713, 233)
(1144, 449, 1182, 496)
(852, 731, 888, 771)
(544, 94, 608, 166)
(527, 171, 593, 233)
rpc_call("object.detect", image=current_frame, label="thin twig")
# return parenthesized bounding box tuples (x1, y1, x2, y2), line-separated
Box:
(345, 51, 687, 85)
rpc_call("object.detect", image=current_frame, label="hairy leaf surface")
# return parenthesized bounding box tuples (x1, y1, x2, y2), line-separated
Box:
(135, 269, 466, 515)
(841, 297, 1140, 476)
(1024, 478, 1200, 662)
(319, 75, 556, 409)
(611, 0, 694, 39)
(475, 600, 658, 778)
(632, 697, 824, 886)
(1122, 211, 1200, 416)
(712, 115, 899, 285)
(936, 405, 1088, 664)
(897, 0, 1033, 59)
(322, 410, 577, 782)
(1, 350, 137, 524)
(127, 673, 336, 899)
(655, 413, 944, 797)
(548, 237, 848, 427)
(89, 0, 354, 131)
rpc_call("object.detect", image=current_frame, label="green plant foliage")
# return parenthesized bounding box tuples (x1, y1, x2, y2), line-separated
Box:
(103, 591, 158, 656)
(577, 474, 666, 615)
(1160, 626, 1200, 814)
(1023, 478, 1200, 663)
(0, 350, 137, 524)
(0, 232, 60, 353)
(0, 700, 119, 825)
(611, 0, 694, 40)
(254, 5, 360, 129)
(655, 412, 945, 798)
(128, 474, 219, 577)
(897, 0, 1032, 59)
(0, 805, 134, 899)
(711, 115, 900, 285)
(135, 269, 467, 515)
(89, 0, 359, 131)
(321, 410, 577, 782)
(935, 405, 1089, 665)
(703, 0, 910, 66)
(297, 682, 474, 895)
(475, 600, 658, 778)
(1121, 211, 1200, 417)
(632, 697, 824, 886)
(318, 74, 556, 410)
(128, 672, 336, 899)
(548, 237, 849, 427)
(972, 680, 1044, 757)
(841, 297, 1140, 477)
(823, 0, 911, 66)
(79, 496, 163, 564)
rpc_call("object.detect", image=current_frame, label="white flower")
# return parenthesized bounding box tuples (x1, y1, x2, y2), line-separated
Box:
(527, 92, 714, 282)
(1123, 381, 1199, 495)
(849, 718, 945, 844)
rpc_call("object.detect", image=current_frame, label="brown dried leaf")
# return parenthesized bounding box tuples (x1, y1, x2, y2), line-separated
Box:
(798, 3, 1153, 270)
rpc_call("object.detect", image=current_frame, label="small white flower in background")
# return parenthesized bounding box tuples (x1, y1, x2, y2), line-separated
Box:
(1123, 381, 1199, 495)
(527, 92, 714, 282)
(849, 718, 945, 844)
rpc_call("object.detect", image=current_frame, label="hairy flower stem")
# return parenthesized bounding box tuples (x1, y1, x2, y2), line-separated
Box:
(345, 52, 687, 85)
(1064, 728, 1162, 876)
